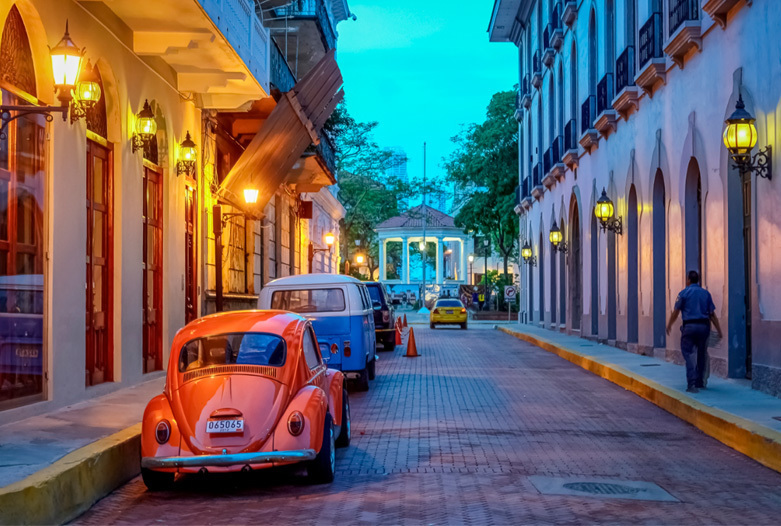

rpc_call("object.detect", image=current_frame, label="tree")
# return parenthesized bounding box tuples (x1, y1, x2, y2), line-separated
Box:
(444, 89, 519, 276)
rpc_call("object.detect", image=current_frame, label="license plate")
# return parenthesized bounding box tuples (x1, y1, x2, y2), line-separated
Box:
(446, 310, 453, 315)
(207, 419, 244, 433)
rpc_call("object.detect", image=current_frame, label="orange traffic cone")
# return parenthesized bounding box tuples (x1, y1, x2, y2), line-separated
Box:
(402, 314, 408, 328)
(405, 327, 419, 357)
(395, 323, 402, 345)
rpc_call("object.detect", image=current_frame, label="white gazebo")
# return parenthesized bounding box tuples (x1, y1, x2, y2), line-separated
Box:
(375, 205, 469, 284)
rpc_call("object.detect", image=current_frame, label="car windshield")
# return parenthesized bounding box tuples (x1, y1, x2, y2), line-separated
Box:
(436, 300, 462, 307)
(270, 288, 346, 313)
(366, 285, 382, 303)
(178, 333, 286, 372)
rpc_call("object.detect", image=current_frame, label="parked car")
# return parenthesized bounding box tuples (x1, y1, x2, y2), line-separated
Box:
(430, 298, 468, 329)
(259, 274, 376, 391)
(365, 281, 396, 351)
(140, 310, 350, 490)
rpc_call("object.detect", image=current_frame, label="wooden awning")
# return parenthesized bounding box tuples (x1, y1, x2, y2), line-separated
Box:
(217, 50, 343, 214)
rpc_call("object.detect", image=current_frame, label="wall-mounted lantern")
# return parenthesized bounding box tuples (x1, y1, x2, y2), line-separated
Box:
(132, 100, 157, 153)
(70, 59, 102, 123)
(177, 131, 198, 176)
(723, 94, 772, 180)
(521, 241, 537, 266)
(549, 220, 568, 253)
(594, 188, 623, 234)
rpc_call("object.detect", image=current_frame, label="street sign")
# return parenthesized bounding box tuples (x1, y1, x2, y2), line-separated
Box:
(504, 286, 516, 301)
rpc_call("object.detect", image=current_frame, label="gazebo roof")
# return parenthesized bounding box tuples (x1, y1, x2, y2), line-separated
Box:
(376, 204, 456, 230)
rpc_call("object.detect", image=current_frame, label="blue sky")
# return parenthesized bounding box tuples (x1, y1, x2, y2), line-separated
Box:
(336, 1, 518, 188)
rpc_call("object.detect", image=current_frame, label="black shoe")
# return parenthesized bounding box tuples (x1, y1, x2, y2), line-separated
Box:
(686, 386, 700, 393)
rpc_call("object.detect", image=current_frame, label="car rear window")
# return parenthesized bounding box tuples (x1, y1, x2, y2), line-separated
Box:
(366, 285, 382, 303)
(436, 300, 463, 307)
(270, 288, 346, 313)
(178, 333, 286, 372)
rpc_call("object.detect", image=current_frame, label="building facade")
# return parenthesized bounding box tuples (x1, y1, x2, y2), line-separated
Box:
(1, 0, 348, 419)
(489, 0, 781, 396)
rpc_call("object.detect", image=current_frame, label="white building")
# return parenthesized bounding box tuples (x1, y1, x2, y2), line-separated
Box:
(489, 0, 781, 396)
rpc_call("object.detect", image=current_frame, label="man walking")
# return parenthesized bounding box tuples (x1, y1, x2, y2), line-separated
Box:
(666, 270, 723, 393)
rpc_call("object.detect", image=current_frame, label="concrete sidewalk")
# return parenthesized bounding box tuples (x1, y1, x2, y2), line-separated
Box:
(0, 377, 164, 525)
(498, 324, 781, 473)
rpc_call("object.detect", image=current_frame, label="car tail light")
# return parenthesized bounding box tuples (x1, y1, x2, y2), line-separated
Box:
(382, 310, 390, 323)
(155, 420, 171, 444)
(344, 343, 351, 357)
(330, 343, 339, 354)
(461, 308, 466, 313)
(287, 411, 304, 436)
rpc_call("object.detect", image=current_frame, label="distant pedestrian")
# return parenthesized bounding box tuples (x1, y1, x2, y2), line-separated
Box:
(666, 270, 723, 393)
(478, 292, 485, 311)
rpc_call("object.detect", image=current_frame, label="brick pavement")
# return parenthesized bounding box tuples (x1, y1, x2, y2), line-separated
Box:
(74, 327, 781, 525)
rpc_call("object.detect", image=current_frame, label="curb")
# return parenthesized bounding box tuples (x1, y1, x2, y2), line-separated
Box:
(498, 326, 781, 474)
(0, 424, 141, 525)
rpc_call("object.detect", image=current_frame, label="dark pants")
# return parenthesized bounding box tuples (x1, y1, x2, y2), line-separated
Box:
(680, 323, 710, 388)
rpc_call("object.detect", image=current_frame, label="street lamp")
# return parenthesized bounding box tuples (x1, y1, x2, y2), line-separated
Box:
(549, 220, 568, 254)
(594, 188, 623, 234)
(70, 59, 102, 124)
(309, 232, 335, 273)
(177, 131, 198, 177)
(132, 100, 157, 153)
(723, 94, 772, 180)
(521, 241, 537, 266)
(483, 238, 491, 309)
(356, 253, 365, 265)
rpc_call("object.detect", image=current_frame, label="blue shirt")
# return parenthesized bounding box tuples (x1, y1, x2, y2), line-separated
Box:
(674, 283, 716, 321)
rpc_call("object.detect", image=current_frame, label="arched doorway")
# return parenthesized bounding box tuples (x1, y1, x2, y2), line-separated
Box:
(550, 220, 557, 327)
(607, 224, 617, 341)
(590, 210, 599, 336)
(652, 170, 666, 348)
(559, 215, 566, 326)
(627, 184, 639, 343)
(539, 229, 545, 325)
(684, 158, 702, 275)
(528, 224, 534, 324)
(569, 197, 582, 331)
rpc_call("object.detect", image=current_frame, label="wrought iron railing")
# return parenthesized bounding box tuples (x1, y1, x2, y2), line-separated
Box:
(552, 135, 563, 165)
(522, 74, 530, 96)
(543, 147, 552, 175)
(615, 46, 635, 94)
(669, 0, 699, 36)
(564, 119, 577, 152)
(521, 177, 530, 199)
(581, 95, 596, 134)
(597, 73, 614, 115)
(271, 0, 336, 50)
(533, 162, 541, 187)
(316, 132, 337, 176)
(533, 49, 542, 73)
(639, 12, 663, 69)
(270, 39, 295, 92)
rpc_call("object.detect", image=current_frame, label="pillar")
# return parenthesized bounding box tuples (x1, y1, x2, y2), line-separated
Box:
(379, 238, 387, 281)
(436, 238, 444, 284)
(402, 236, 409, 284)
(460, 239, 467, 282)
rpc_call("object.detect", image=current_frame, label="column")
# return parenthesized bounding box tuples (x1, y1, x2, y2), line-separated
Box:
(402, 236, 409, 284)
(379, 238, 387, 281)
(460, 238, 467, 282)
(436, 238, 444, 284)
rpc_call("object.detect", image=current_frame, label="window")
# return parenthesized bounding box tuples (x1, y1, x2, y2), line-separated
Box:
(436, 299, 463, 308)
(367, 284, 382, 303)
(178, 333, 287, 372)
(302, 327, 320, 369)
(360, 285, 372, 309)
(271, 288, 346, 313)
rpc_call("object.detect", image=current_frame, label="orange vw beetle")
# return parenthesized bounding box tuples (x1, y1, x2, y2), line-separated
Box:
(140, 310, 351, 490)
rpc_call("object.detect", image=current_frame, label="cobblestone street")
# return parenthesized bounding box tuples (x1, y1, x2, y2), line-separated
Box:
(74, 327, 781, 525)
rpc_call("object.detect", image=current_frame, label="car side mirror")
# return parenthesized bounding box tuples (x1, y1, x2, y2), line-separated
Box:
(372, 300, 382, 310)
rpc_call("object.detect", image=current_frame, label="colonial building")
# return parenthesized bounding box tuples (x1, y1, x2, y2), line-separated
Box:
(1, 0, 348, 419)
(489, 0, 781, 396)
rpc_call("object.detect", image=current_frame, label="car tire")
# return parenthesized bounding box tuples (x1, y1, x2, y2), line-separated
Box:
(308, 413, 335, 484)
(336, 389, 351, 448)
(355, 362, 370, 392)
(461, 322, 467, 330)
(430, 323, 435, 329)
(367, 357, 376, 380)
(141, 468, 175, 491)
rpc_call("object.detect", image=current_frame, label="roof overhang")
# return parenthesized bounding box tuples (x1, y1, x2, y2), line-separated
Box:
(487, 0, 529, 44)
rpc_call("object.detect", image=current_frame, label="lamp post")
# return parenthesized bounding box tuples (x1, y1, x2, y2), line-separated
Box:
(594, 188, 623, 234)
(214, 188, 258, 312)
(468, 254, 474, 285)
(483, 238, 490, 309)
(549, 220, 568, 254)
(308, 232, 335, 273)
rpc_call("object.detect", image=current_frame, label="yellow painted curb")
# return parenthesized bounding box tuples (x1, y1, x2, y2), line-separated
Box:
(0, 423, 142, 525)
(498, 326, 781, 474)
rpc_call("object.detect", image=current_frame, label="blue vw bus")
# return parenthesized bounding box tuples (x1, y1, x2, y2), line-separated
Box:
(259, 275, 376, 391)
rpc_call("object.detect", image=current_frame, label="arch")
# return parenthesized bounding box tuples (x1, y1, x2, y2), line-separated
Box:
(86, 64, 108, 139)
(94, 58, 122, 144)
(588, 8, 598, 97)
(0, 1, 53, 102)
(652, 169, 666, 348)
(559, 207, 567, 326)
(627, 184, 639, 343)
(568, 188, 583, 331)
(0, 5, 35, 96)
(570, 41, 578, 125)
(539, 225, 545, 325)
(606, 0, 615, 74)
(549, 208, 557, 326)
(684, 158, 702, 276)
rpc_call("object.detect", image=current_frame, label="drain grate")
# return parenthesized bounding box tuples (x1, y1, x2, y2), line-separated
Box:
(563, 482, 642, 495)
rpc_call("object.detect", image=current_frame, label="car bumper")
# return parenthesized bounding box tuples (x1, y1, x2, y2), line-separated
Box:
(431, 317, 467, 324)
(141, 449, 317, 469)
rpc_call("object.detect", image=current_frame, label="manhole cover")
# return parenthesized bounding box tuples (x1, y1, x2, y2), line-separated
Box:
(563, 482, 642, 495)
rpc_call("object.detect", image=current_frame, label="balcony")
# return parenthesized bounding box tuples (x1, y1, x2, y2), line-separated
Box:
(562, 0, 578, 29)
(532, 50, 543, 89)
(595, 73, 617, 137)
(514, 92, 524, 122)
(521, 75, 532, 108)
(550, 135, 566, 181)
(532, 163, 544, 199)
(514, 185, 523, 215)
(542, 147, 556, 188)
(635, 12, 666, 97)
(550, 2, 565, 50)
(542, 26, 555, 67)
(703, 0, 744, 28)
(664, 0, 702, 69)
(612, 46, 639, 119)
(562, 119, 578, 169)
(579, 95, 599, 152)
(270, 39, 295, 93)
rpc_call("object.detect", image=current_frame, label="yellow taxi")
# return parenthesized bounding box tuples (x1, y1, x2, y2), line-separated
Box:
(430, 298, 468, 330)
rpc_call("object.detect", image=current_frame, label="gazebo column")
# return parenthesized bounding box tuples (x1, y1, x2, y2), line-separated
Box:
(460, 238, 467, 282)
(436, 238, 444, 284)
(379, 238, 387, 281)
(402, 236, 409, 284)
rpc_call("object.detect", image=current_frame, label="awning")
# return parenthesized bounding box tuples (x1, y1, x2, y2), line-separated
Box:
(217, 50, 344, 214)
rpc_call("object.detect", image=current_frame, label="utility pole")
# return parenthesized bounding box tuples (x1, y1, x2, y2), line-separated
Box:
(419, 141, 428, 313)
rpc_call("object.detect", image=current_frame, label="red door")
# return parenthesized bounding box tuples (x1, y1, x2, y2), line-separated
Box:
(143, 166, 163, 373)
(86, 141, 113, 386)
(184, 184, 197, 324)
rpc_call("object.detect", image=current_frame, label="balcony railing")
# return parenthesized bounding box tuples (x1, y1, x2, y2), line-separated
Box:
(543, 147, 552, 175)
(515, 185, 522, 207)
(564, 119, 577, 151)
(270, 39, 295, 92)
(533, 49, 542, 74)
(271, 0, 336, 51)
(522, 74, 530, 96)
(581, 95, 596, 134)
(543, 24, 552, 50)
(669, 0, 699, 36)
(552, 135, 563, 165)
(533, 162, 541, 187)
(597, 73, 614, 115)
(521, 176, 530, 198)
(309, 131, 337, 177)
(615, 46, 635, 94)
(638, 12, 663, 69)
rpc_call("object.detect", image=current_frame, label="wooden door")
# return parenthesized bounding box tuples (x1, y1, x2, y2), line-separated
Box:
(143, 166, 163, 373)
(86, 141, 113, 386)
(184, 184, 197, 324)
